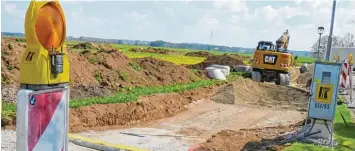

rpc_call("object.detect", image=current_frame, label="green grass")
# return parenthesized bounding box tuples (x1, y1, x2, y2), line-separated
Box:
(129, 61, 143, 71)
(284, 105, 355, 151)
(297, 57, 317, 64)
(124, 51, 206, 65)
(2, 102, 16, 119)
(1, 74, 242, 117)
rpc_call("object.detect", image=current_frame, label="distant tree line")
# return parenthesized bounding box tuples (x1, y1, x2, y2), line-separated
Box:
(311, 32, 355, 58)
(2, 32, 313, 57)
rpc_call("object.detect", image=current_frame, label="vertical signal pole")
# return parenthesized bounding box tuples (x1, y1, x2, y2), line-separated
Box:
(326, 0, 337, 61)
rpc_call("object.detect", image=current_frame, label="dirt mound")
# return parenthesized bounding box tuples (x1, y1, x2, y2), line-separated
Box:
(1, 37, 207, 101)
(185, 51, 212, 57)
(189, 53, 245, 69)
(195, 123, 301, 151)
(1, 37, 25, 102)
(69, 86, 215, 132)
(134, 57, 205, 83)
(129, 47, 181, 55)
(295, 64, 314, 89)
(210, 78, 309, 111)
(73, 42, 115, 51)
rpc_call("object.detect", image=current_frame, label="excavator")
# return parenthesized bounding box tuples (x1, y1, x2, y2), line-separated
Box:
(251, 29, 294, 86)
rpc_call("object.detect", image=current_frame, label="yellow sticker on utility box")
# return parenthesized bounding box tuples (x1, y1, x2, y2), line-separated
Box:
(315, 84, 333, 104)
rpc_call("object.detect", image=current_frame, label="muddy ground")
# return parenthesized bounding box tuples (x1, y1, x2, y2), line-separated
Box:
(1, 37, 207, 101)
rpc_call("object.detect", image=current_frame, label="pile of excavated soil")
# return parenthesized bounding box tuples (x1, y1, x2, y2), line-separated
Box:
(134, 57, 205, 82)
(211, 78, 309, 111)
(72, 42, 115, 51)
(129, 47, 182, 55)
(69, 86, 216, 132)
(189, 53, 245, 69)
(1, 37, 24, 102)
(1, 37, 207, 101)
(185, 51, 212, 57)
(295, 64, 314, 89)
(195, 123, 301, 151)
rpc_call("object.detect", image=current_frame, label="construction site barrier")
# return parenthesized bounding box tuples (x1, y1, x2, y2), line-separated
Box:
(340, 62, 350, 89)
(68, 134, 148, 151)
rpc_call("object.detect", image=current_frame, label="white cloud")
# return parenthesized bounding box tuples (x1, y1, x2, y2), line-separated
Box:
(3, 3, 16, 13)
(2, 1, 355, 50)
(199, 14, 219, 26)
(126, 11, 149, 24)
(213, 0, 248, 13)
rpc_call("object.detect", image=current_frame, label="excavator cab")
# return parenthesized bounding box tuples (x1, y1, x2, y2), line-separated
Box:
(251, 29, 293, 86)
(256, 41, 275, 51)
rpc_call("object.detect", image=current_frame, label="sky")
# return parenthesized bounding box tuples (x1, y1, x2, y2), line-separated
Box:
(1, 0, 355, 50)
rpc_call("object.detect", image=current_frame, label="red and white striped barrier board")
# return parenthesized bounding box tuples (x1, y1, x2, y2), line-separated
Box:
(16, 87, 69, 151)
(340, 62, 350, 89)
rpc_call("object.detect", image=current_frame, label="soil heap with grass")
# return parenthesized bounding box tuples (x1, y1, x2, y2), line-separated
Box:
(129, 47, 181, 55)
(185, 51, 213, 57)
(189, 53, 245, 69)
(295, 64, 314, 89)
(73, 42, 116, 52)
(1, 37, 207, 102)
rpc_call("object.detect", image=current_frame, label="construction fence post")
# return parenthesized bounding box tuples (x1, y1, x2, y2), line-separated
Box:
(349, 64, 353, 106)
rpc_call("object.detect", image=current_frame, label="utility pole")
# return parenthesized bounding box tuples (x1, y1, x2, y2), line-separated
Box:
(325, 0, 337, 61)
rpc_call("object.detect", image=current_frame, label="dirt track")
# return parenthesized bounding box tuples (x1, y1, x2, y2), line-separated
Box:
(76, 100, 305, 151)
(70, 79, 308, 151)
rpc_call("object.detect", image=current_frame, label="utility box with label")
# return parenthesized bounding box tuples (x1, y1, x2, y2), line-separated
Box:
(303, 61, 341, 147)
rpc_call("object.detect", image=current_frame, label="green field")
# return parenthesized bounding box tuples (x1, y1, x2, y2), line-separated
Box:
(65, 40, 315, 65)
(285, 105, 355, 151)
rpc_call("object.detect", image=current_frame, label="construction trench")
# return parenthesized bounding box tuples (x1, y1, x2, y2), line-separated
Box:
(2, 1, 354, 150)
(1, 36, 330, 151)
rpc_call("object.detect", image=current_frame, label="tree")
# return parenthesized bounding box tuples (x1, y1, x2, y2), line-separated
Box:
(311, 32, 355, 58)
(311, 35, 342, 58)
(341, 33, 355, 47)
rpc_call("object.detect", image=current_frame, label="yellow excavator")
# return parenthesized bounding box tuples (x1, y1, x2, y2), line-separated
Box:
(251, 29, 293, 86)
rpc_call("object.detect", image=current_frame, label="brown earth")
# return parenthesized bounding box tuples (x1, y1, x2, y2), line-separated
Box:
(211, 79, 309, 111)
(185, 51, 213, 57)
(1, 37, 207, 101)
(189, 53, 245, 69)
(295, 64, 314, 89)
(69, 85, 217, 132)
(195, 123, 301, 151)
(129, 47, 183, 55)
(72, 42, 115, 52)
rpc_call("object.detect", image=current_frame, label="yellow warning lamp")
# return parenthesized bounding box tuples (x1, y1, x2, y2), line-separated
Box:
(349, 53, 353, 64)
(20, 1, 69, 87)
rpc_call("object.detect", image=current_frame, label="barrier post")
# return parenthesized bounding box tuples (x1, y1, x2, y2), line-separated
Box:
(348, 53, 354, 108)
(16, 1, 70, 151)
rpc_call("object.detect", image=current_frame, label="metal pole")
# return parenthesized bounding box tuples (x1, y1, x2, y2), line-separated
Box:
(326, 0, 337, 61)
(317, 34, 322, 60)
